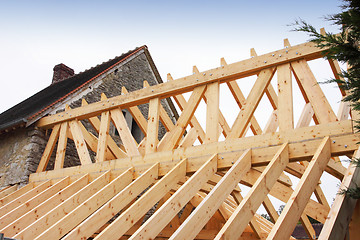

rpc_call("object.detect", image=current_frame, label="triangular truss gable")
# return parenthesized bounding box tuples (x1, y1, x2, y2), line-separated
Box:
(0, 38, 359, 240)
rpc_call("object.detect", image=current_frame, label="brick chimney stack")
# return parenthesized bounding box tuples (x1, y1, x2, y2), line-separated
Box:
(52, 63, 74, 84)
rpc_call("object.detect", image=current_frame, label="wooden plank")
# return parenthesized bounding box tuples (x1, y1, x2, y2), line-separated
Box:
(266, 137, 331, 240)
(38, 41, 326, 129)
(0, 177, 70, 230)
(205, 82, 219, 143)
(277, 63, 293, 131)
(111, 107, 140, 156)
(121, 86, 148, 135)
(35, 168, 134, 240)
(0, 183, 34, 207)
(178, 128, 198, 148)
(318, 148, 360, 240)
(144, 81, 175, 131)
(54, 122, 68, 169)
(0, 181, 51, 216)
(227, 68, 275, 139)
(36, 124, 61, 172)
(29, 120, 356, 183)
(215, 143, 289, 239)
(91, 160, 186, 240)
(337, 100, 350, 120)
(291, 59, 337, 123)
(0, 185, 17, 200)
(170, 150, 251, 240)
(263, 196, 279, 223)
(296, 103, 314, 128)
(82, 98, 127, 159)
(68, 119, 92, 165)
(129, 154, 217, 240)
(1, 175, 89, 237)
(14, 171, 111, 240)
(299, 214, 317, 240)
(158, 85, 206, 151)
(97, 108, 111, 162)
(146, 98, 160, 154)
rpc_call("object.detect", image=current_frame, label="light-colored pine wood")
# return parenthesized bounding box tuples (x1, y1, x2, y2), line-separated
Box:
(291, 59, 337, 124)
(178, 128, 198, 147)
(1, 175, 89, 237)
(14, 171, 111, 240)
(262, 196, 279, 223)
(146, 97, 160, 154)
(266, 137, 331, 240)
(168, 73, 206, 143)
(299, 214, 317, 240)
(111, 107, 140, 156)
(0, 180, 51, 217)
(170, 150, 251, 240)
(93, 160, 186, 240)
(0, 183, 34, 207)
(228, 68, 275, 139)
(0, 177, 70, 230)
(205, 82, 219, 143)
(319, 148, 360, 240)
(277, 63, 293, 131)
(36, 124, 61, 172)
(143, 81, 175, 131)
(82, 98, 127, 159)
(96, 105, 111, 162)
(215, 143, 289, 239)
(0, 185, 17, 200)
(69, 119, 92, 165)
(54, 122, 68, 169)
(158, 85, 206, 151)
(337, 100, 350, 120)
(35, 168, 134, 240)
(130, 154, 217, 240)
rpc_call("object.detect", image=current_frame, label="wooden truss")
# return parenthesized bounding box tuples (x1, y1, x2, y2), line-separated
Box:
(1, 37, 359, 240)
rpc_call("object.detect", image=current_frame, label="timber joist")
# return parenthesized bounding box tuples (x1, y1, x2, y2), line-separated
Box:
(1, 37, 359, 239)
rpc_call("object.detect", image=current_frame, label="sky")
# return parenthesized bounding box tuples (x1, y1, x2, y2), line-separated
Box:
(0, 0, 347, 210)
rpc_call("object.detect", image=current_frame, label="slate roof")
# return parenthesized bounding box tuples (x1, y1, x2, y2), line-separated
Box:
(0, 46, 150, 133)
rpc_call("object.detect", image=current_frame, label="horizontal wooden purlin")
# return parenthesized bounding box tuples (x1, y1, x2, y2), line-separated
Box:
(37, 42, 325, 129)
(29, 121, 357, 183)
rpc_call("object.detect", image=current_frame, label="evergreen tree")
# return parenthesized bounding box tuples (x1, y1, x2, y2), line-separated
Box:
(292, 0, 360, 199)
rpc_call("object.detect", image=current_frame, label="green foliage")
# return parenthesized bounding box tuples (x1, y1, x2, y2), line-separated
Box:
(292, 0, 360, 199)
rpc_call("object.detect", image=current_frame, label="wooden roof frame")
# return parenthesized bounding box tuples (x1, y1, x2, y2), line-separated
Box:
(0, 37, 359, 240)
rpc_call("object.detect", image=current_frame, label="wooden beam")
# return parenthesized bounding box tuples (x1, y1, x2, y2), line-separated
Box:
(92, 160, 186, 240)
(158, 85, 206, 151)
(121, 86, 148, 135)
(0, 185, 17, 200)
(129, 154, 217, 240)
(291, 59, 337, 124)
(227, 68, 275, 139)
(277, 63, 294, 131)
(68, 119, 92, 165)
(266, 137, 331, 240)
(29, 120, 357, 184)
(37, 41, 326, 129)
(111, 108, 140, 156)
(205, 82, 219, 143)
(35, 168, 134, 240)
(96, 98, 111, 162)
(0, 177, 70, 230)
(54, 122, 68, 169)
(146, 98, 160, 154)
(82, 98, 127, 159)
(14, 171, 111, 240)
(319, 148, 360, 240)
(167, 73, 206, 144)
(170, 150, 251, 240)
(0, 183, 34, 207)
(1, 175, 89, 237)
(36, 124, 60, 172)
(215, 143, 289, 239)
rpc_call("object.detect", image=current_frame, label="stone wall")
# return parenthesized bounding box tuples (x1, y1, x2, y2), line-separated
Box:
(0, 51, 176, 188)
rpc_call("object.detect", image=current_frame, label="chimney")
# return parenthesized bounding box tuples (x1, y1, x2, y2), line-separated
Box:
(52, 63, 74, 84)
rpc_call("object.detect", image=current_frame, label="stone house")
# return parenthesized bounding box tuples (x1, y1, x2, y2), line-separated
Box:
(0, 46, 178, 188)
